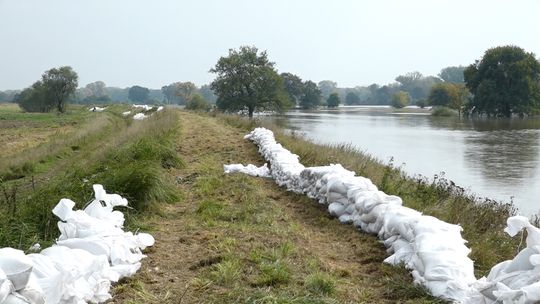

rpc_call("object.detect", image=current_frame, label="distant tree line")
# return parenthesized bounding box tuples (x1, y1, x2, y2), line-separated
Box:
(5, 45, 539, 118)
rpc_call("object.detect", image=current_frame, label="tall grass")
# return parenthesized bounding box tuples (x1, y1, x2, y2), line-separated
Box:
(0, 109, 181, 250)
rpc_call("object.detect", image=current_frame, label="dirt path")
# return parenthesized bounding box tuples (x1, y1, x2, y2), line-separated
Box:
(112, 112, 440, 304)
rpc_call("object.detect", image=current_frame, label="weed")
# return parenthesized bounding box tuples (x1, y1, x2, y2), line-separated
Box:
(304, 272, 337, 296)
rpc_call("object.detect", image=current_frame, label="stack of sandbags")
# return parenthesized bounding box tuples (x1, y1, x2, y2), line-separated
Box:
(0, 184, 154, 303)
(132, 113, 147, 120)
(244, 128, 305, 191)
(242, 127, 476, 303)
(223, 163, 271, 178)
(470, 216, 540, 303)
(132, 104, 154, 111)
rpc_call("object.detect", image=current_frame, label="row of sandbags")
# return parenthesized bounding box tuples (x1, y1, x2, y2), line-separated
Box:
(0, 184, 154, 303)
(124, 105, 164, 120)
(243, 127, 478, 303)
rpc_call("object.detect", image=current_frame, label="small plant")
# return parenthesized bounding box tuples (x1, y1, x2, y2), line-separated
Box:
(256, 259, 291, 286)
(211, 259, 242, 285)
(304, 272, 336, 295)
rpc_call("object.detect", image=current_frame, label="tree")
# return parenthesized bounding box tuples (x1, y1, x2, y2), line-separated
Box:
(318, 80, 337, 100)
(464, 45, 540, 117)
(439, 66, 466, 83)
(16, 81, 54, 112)
(299, 80, 321, 109)
(345, 91, 360, 105)
(161, 82, 196, 105)
(281, 73, 304, 105)
(185, 94, 210, 111)
(128, 85, 150, 103)
(210, 46, 290, 118)
(41, 66, 78, 113)
(392, 91, 410, 108)
(85, 81, 107, 97)
(396, 72, 441, 101)
(199, 84, 217, 103)
(16, 66, 78, 113)
(326, 92, 340, 108)
(429, 83, 458, 107)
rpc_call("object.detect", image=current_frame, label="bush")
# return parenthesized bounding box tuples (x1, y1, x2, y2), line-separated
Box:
(185, 94, 210, 111)
(431, 106, 457, 117)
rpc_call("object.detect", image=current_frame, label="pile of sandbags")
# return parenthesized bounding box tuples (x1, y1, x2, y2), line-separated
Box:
(132, 113, 147, 120)
(131, 105, 164, 120)
(469, 216, 540, 303)
(244, 128, 305, 191)
(223, 163, 271, 178)
(241, 127, 476, 302)
(132, 104, 154, 111)
(0, 184, 154, 303)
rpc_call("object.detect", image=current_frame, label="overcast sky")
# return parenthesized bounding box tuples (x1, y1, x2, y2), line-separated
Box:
(1, 0, 539, 90)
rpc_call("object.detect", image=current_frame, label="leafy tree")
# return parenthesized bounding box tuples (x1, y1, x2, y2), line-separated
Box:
(161, 82, 196, 105)
(464, 45, 540, 117)
(391, 91, 410, 108)
(41, 66, 78, 113)
(16, 82, 54, 112)
(299, 80, 321, 109)
(105, 87, 129, 102)
(281, 73, 304, 105)
(326, 92, 340, 108)
(396, 72, 441, 101)
(429, 83, 469, 115)
(85, 81, 107, 97)
(439, 66, 466, 83)
(185, 94, 210, 111)
(210, 46, 290, 118)
(345, 91, 360, 105)
(318, 80, 337, 100)
(199, 84, 217, 103)
(429, 83, 458, 107)
(16, 66, 78, 113)
(128, 85, 150, 103)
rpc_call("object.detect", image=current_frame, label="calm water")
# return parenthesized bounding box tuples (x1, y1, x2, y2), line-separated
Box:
(272, 106, 540, 215)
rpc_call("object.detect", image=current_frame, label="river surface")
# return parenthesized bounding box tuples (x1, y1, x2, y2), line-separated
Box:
(271, 106, 540, 216)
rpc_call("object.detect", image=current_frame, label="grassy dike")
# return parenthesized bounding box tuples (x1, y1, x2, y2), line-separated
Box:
(114, 111, 444, 304)
(220, 114, 521, 277)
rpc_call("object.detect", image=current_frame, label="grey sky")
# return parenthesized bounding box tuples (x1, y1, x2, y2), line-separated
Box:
(1, 0, 539, 90)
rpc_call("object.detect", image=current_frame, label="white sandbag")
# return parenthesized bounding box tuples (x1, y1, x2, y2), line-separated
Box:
(0, 268, 14, 303)
(328, 202, 346, 217)
(17, 273, 45, 304)
(0, 248, 33, 291)
(132, 104, 153, 111)
(223, 163, 271, 178)
(133, 113, 146, 120)
(28, 254, 64, 304)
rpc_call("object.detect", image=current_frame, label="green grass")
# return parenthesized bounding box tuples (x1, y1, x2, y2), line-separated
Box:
(304, 272, 337, 296)
(0, 108, 181, 249)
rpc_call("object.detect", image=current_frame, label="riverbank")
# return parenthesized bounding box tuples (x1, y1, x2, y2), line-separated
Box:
(0, 108, 525, 302)
(112, 111, 444, 303)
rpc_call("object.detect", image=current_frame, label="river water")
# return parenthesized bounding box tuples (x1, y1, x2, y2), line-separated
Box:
(272, 106, 540, 216)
